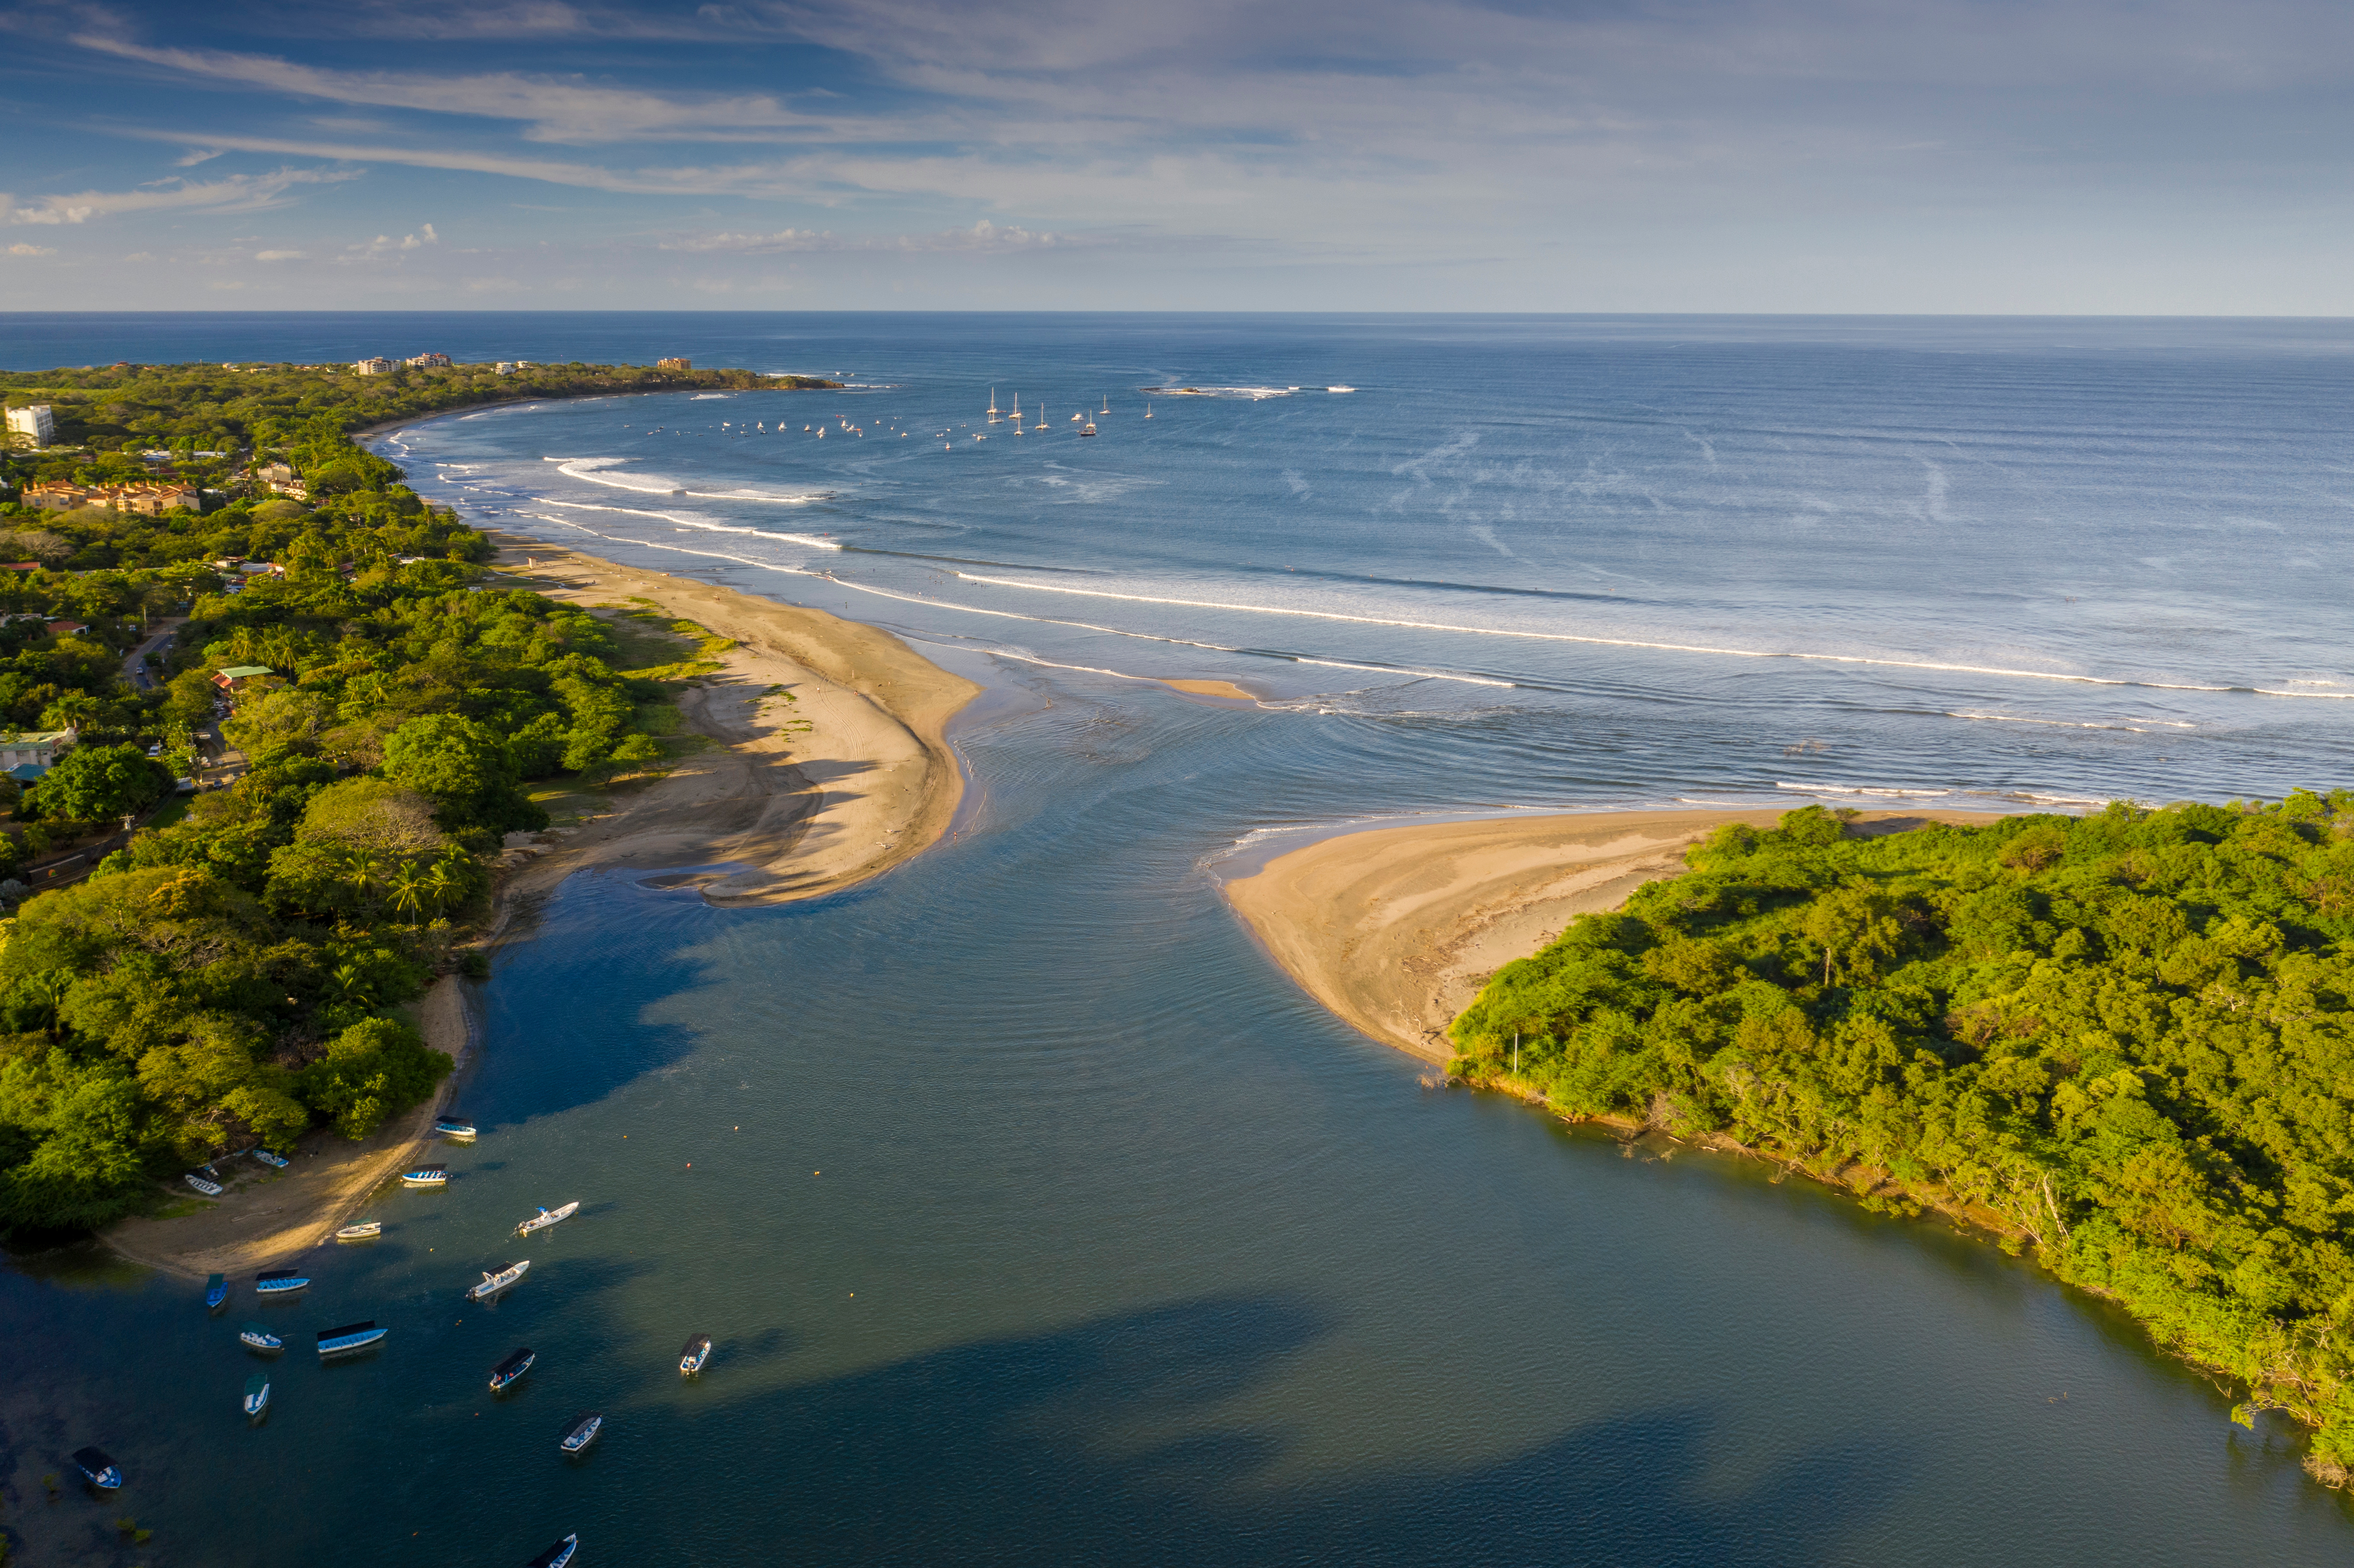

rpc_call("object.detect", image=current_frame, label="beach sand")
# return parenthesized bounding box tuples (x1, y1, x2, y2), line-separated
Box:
(103, 538, 979, 1276)
(1225, 808, 2007, 1063)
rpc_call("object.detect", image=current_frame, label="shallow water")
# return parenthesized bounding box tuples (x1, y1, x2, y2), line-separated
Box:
(4, 314, 2353, 1564)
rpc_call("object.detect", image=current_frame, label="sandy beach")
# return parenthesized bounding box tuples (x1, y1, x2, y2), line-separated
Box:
(1225, 808, 2007, 1063)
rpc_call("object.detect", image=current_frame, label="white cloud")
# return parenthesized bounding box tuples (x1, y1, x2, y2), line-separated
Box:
(659, 219, 1071, 253)
(6, 243, 57, 256)
(256, 249, 306, 260)
(1, 167, 362, 226)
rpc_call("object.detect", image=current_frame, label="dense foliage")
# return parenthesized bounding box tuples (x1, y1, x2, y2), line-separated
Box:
(0, 360, 761, 1233)
(1453, 798, 2354, 1469)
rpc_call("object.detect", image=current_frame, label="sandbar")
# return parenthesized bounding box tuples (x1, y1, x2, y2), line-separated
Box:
(1225, 808, 2006, 1063)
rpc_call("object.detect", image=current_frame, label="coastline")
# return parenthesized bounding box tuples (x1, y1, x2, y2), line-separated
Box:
(101, 535, 979, 1276)
(1223, 807, 2008, 1064)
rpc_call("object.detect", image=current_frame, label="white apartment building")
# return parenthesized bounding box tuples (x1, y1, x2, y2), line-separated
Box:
(353, 357, 394, 375)
(5, 405, 56, 446)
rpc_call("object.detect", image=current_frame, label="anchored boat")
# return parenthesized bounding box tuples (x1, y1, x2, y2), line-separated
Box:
(526, 1534, 580, 1568)
(334, 1220, 382, 1241)
(317, 1321, 387, 1359)
(205, 1273, 228, 1312)
(401, 1165, 448, 1188)
(434, 1115, 477, 1141)
(254, 1269, 309, 1297)
(679, 1334, 713, 1376)
(243, 1374, 271, 1420)
(466, 1260, 530, 1302)
(558, 1412, 603, 1455)
(70, 1446, 121, 1490)
(489, 1347, 536, 1393)
(516, 1202, 578, 1236)
(239, 1321, 284, 1354)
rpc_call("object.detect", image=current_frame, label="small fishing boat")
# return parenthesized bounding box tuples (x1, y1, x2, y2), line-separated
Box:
(516, 1201, 578, 1236)
(243, 1373, 271, 1420)
(489, 1347, 536, 1393)
(251, 1148, 290, 1168)
(205, 1273, 228, 1312)
(466, 1260, 530, 1302)
(401, 1165, 447, 1188)
(558, 1412, 603, 1455)
(317, 1321, 387, 1359)
(254, 1269, 309, 1297)
(679, 1334, 713, 1376)
(186, 1172, 223, 1196)
(239, 1321, 284, 1354)
(334, 1220, 382, 1242)
(70, 1446, 122, 1490)
(434, 1115, 477, 1141)
(527, 1534, 580, 1568)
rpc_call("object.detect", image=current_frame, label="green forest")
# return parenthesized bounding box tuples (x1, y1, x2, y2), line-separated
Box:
(1453, 798, 2354, 1476)
(0, 359, 786, 1234)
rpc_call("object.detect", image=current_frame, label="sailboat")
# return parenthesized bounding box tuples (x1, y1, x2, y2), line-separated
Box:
(988, 388, 1001, 423)
(1145, 397, 1154, 419)
(1100, 395, 1110, 415)
(1081, 420, 1097, 436)
(1011, 393, 1023, 433)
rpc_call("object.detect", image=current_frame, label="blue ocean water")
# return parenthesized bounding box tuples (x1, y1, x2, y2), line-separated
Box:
(3, 314, 2353, 1565)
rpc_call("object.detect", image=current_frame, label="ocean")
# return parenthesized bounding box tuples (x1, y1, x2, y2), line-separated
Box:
(3, 313, 2353, 1564)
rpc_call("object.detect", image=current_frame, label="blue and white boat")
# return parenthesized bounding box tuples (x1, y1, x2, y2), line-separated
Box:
(433, 1114, 478, 1141)
(679, 1334, 712, 1376)
(70, 1446, 121, 1490)
(466, 1260, 529, 1302)
(252, 1148, 290, 1168)
(401, 1165, 447, 1188)
(489, 1347, 536, 1393)
(317, 1321, 387, 1359)
(558, 1412, 603, 1455)
(334, 1219, 382, 1241)
(205, 1273, 228, 1312)
(526, 1535, 579, 1568)
(239, 1321, 284, 1354)
(516, 1201, 578, 1236)
(254, 1269, 309, 1297)
(243, 1374, 271, 1420)
(185, 1172, 223, 1196)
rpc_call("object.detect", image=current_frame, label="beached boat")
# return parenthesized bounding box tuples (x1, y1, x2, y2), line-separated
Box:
(489, 1347, 536, 1393)
(185, 1172, 223, 1196)
(205, 1273, 228, 1312)
(239, 1321, 284, 1354)
(434, 1115, 477, 1141)
(254, 1269, 309, 1297)
(527, 1534, 580, 1568)
(70, 1446, 121, 1490)
(251, 1148, 290, 1168)
(679, 1333, 713, 1376)
(334, 1220, 382, 1241)
(466, 1260, 530, 1302)
(558, 1413, 603, 1455)
(516, 1201, 578, 1236)
(243, 1374, 271, 1420)
(317, 1321, 387, 1358)
(401, 1165, 447, 1188)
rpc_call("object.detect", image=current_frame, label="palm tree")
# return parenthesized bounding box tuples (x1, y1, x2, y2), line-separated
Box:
(387, 866, 425, 920)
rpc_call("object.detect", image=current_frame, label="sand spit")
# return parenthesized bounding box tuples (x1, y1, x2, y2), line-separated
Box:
(1224, 808, 2007, 1063)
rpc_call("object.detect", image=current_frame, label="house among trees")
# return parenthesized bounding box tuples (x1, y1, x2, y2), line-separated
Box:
(45, 620, 89, 638)
(212, 664, 274, 693)
(658, 357, 692, 371)
(22, 480, 201, 515)
(0, 727, 78, 782)
(404, 353, 453, 368)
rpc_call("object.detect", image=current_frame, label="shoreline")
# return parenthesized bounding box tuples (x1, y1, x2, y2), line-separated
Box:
(100, 534, 979, 1277)
(1223, 807, 2008, 1063)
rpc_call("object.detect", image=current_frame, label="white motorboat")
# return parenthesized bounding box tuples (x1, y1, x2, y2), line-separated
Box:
(516, 1202, 579, 1236)
(466, 1260, 530, 1302)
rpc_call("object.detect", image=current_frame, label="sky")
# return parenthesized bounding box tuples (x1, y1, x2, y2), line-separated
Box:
(0, 0, 2349, 314)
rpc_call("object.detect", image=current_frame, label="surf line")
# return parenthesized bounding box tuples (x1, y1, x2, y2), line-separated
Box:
(512, 519, 1512, 690)
(950, 573, 2344, 699)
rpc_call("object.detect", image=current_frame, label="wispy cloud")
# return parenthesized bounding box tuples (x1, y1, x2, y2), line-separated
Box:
(0, 167, 362, 225)
(657, 219, 1071, 253)
(6, 242, 58, 256)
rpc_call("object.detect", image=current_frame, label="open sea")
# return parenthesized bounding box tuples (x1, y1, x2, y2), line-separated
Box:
(4, 313, 2354, 1565)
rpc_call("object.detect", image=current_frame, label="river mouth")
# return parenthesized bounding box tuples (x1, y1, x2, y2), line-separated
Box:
(7, 313, 2354, 1564)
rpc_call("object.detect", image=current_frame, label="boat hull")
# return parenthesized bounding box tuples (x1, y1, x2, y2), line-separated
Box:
(559, 1415, 603, 1454)
(334, 1222, 381, 1241)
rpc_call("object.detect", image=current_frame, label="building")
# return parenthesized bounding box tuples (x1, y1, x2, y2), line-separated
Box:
(22, 481, 200, 516)
(45, 620, 88, 638)
(5, 404, 55, 446)
(353, 357, 394, 375)
(495, 362, 516, 374)
(404, 353, 452, 368)
(212, 666, 274, 693)
(657, 358, 692, 372)
(0, 728, 76, 782)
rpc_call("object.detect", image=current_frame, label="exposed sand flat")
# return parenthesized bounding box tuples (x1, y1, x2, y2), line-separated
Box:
(1225, 808, 2008, 1063)
(490, 534, 981, 905)
(1160, 678, 1256, 700)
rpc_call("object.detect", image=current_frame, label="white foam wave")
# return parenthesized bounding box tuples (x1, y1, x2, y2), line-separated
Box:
(529, 497, 841, 551)
(949, 572, 2326, 699)
(1777, 783, 1953, 798)
(690, 393, 731, 400)
(1946, 710, 2195, 732)
(550, 457, 829, 507)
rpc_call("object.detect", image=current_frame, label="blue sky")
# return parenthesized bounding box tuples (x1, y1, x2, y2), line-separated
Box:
(1, 0, 2348, 312)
